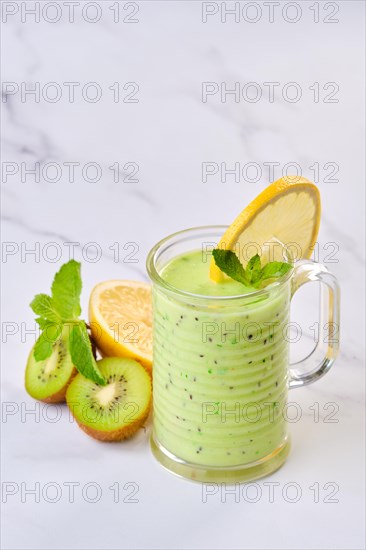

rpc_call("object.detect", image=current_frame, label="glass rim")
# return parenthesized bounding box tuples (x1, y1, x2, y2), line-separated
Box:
(146, 225, 294, 302)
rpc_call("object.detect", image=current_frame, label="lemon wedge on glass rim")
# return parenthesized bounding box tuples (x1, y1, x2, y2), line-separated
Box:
(209, 176, 321, 282)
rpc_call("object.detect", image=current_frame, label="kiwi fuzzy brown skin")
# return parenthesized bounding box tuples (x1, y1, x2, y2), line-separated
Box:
(38, 367, 77, 404)
(72, 395, 151, 442)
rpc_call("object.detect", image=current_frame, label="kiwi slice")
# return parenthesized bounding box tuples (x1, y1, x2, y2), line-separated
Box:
(25, 329, 76, 403)
(66, 357, 151, 442)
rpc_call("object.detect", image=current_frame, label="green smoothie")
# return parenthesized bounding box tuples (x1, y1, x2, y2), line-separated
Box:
(152, 250, 290, 467)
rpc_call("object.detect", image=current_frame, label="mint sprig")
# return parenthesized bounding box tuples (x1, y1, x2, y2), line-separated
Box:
(30, 260, 105, 385)
(51, 260, 82, 319)
(70, 322, 105, 386)
(212, 249, 292, 289)
(30, 294, 61, 323)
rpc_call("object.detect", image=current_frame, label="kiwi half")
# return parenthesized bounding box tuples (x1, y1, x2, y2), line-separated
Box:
(25, 329, 76, 403)
(66, 357, 151, 442)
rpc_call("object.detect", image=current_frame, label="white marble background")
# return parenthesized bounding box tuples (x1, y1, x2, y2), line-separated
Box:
(1, 1, 365, 549)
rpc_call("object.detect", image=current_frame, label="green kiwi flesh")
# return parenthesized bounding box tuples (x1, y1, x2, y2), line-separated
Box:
(66, 357, 152, 441)
(25, 329, 76, 403)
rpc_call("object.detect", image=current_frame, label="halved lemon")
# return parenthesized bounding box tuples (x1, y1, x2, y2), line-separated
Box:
(210, 176, 321, 282)
(89, 280, 152, 374)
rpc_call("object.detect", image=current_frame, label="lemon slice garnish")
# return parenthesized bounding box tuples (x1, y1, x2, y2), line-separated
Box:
(210, 176, 321, 282)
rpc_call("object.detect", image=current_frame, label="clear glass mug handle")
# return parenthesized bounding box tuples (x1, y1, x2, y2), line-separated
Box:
(289, 260, 340, 389)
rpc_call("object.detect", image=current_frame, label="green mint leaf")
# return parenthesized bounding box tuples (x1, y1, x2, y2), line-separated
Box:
(33, 322, 63, 361)
(35, 317, 51, 329)
(212, 249, 292, 290)
(212, 249, 247, 285)
(258, 261, 293, 285)
(245, 254, 261, 285)
(30, 294, 61, 322)
(51, 260, 82, 320)
(33, 335, 53, 361)
(69, 322, 105, 385)
(36, 318, 62, 332)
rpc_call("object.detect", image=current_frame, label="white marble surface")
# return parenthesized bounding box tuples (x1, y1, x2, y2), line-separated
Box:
(1, 1, 365, 549)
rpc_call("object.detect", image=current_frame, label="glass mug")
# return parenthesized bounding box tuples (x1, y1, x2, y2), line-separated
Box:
(146, 227, 340, 482)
